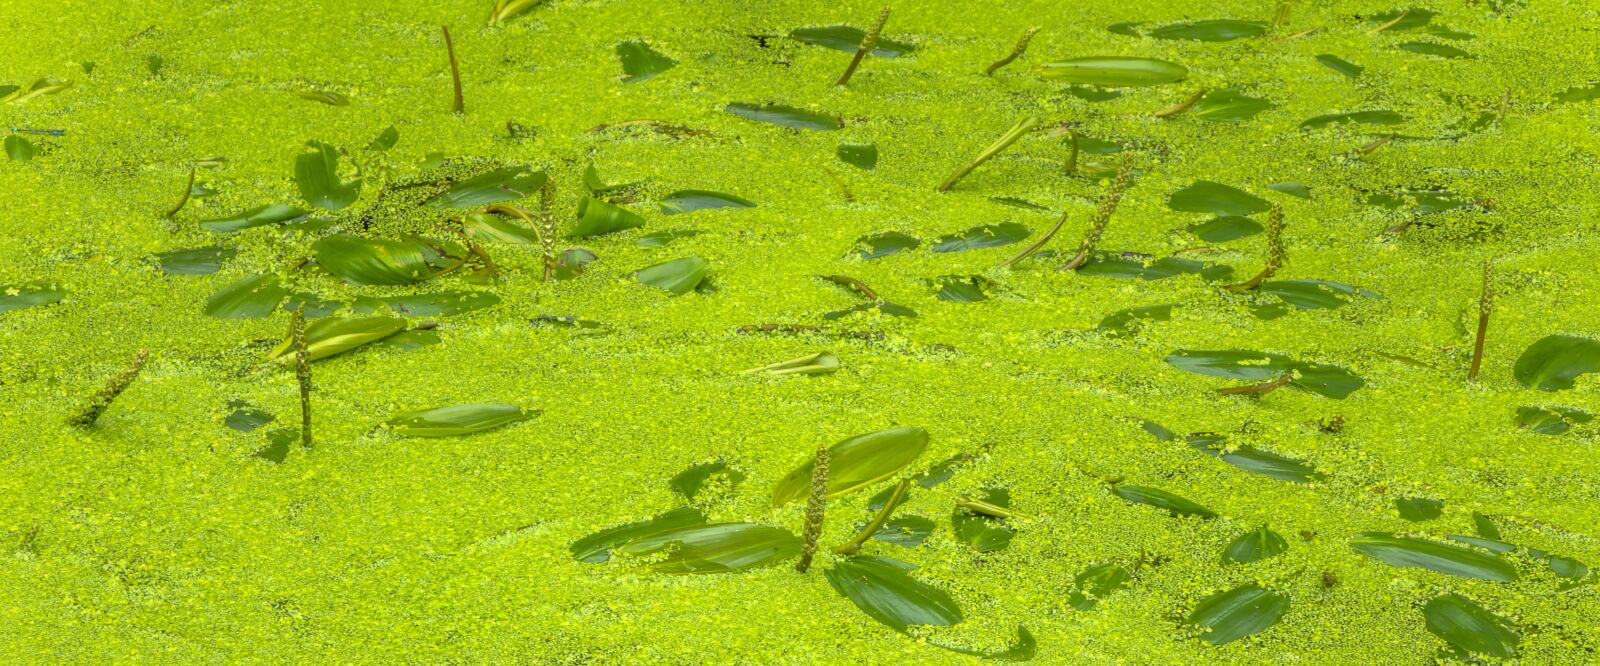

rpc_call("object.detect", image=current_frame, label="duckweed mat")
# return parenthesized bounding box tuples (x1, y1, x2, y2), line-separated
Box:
(4, 0, 1599, 663)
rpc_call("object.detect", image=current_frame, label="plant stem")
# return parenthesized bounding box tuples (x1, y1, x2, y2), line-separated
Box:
(292, 308, 313, 448)
(1064, 130, 1079, 176)
(836, 6, 891, 86)
(1270, 1, 1293, 33)
(1216, 372, 1293, 396)
(795, 443, 831, 573)
(1153, 89, 1207, 118)
(484, 204, 557, 281)
(937, 115, 1040, 192)
(1357, 132, 1397, 155)
(956, 495, 1030, 520)
(820, 274, 879, 301)
(996, 210, 1070, 269)
(69, 350, 149, 427)
(1059, 155, 1135, 271)
(1226, 203, 1284, 291)
(984, 27, 1040, 75)
(442, 26, 464, 114)
(1468, 260, 1494, 381)
(163, 167, 195, 218)
(833, 479, 910, 555)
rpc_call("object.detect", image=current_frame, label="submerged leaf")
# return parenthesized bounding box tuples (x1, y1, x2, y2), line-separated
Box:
(855, 231, 919, 260)
(726, 103, 841, 130)
(1513, 334, 1600, 391)
(1187, 584, 1289, 645)
(838, 143, 878, 170)
(617, 523, 802, 574)
(294, 141, 360, 211)
(571, 507, 707, 563)
(1515, 405, 1592, 435)
(1316, 54, 1363, 78)
(1261, 279, 1379, 310)
(157, 246, 235, 275)
(200, 204, 307, 233)
(383, 291, 500, 316)
(825, 555, 962, 632)
(266, 316, 406, 362)
(1189, 216, 1262, 242)
(616, 41, 677, 84)
(659, 190, 756, 215)
(635, 257, 710, 295)
(1097, 304, 1175, 335)
(1396, 497, 1444, 521)
(1397, 41, 1471, 59)
(1192, 88, 1274, 122)
(4, 134, 36, 161)
(790, 26, 914, 57)
(933, 275, 992, 303)
(0, 284, 66, 315)
(203, 274, 286, 318)
(953, 488, 1015, 552)
(1423, 594, 1519, 659)
(386, 403, 539, 437)
(773, 427, 929, 505)
(1069, 564, 1131, 610)
(1351, 533, 1518, 581)
(1036, 57, 1188, 86)
(670, 462, 745, 501)
(873, 516, 935, 548)
(425, 167, 547, 209)
(931, 223, 1030, 252)
(1165, 350, 1364, 399)
(1224, 526, 1288, 564)
(225, 401, 275, 432)
(1112, 485, 1215, 518)
(313, 235, 433, 286)
(573, 197, 646, 237)
(1169, 181, 1270, 217)
(1300, 110, 1405, 130)
(1189, 435, 1324, 483)
(1148, 19, 1266, 42)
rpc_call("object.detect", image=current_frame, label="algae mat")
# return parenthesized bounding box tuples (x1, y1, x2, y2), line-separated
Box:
(3, 0, 1600, 662)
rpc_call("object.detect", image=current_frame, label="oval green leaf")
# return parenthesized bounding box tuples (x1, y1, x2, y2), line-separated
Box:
(295, 141, 360, 211)
(1148, 19, 1266, 42)
(1112, 485, 1215, 518)
(1169, 181, 1270, 217)
(424, 166, 547, 209)
(635, 256, 709, 295)
(5, 134, 36, 161)
(386, 403, 539, 437)
(1036, 57, 1188, 87)
(1187, 584, 1289, 645)
(200, 204, 308, 233)
(838, 142, 878, 170)
(1224, 526, 1288, 564)
(1192, 88, 1274, 122)
(659, 190, 756, 216)
(1069, 563, 1130, 611)
(931, 222, 1030, 252)
(313, 235, 433, 286)
(572, 197, 645, 237)
(790, 26, 914, 57)
(204, 274, 286, 319)
(1188, 216, 1262, 242)
(1424, 594, 1519, 659)
(855, 231, 919, 260)
(726, 103, 841, 130)
(825, 555, 962, 632)
(1316, 54, 1363, 78)
(0, 284, 66, 315)
(616, 523, 802, 574)
(1514, 334, 1600, 391)
(617, 40, 676, 84)
(1300, 110, 1405, 130)
(571, 507, 706, 564)
(157, 246, 235, 275)
(772, 427, 929, 505)
(267, 316, 406, 362)
(1351, 533, 1518, 581)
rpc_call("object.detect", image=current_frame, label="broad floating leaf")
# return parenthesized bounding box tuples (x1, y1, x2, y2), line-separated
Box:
(1189, 434, 1324, 483)
(1267, 182, 1312, 198)
(1078, 253, 1233, 282)
(636, 229, 700, 248)
(743, 351, 840, 377)
(1300, 110, 1405, 130)
(1112, 485, 1215, 518)
(0, 284, 66, 315)
(838, 143, 878, 170)
(157, 246, 235, 275)
(572, 197, 646, 237)
(616, 523, 802, 574)
(635, 256, 710, 295)
(931, 222, 1030, 252)
(386, 403, 540, 437)
(267, 316, 406, 362)
(725, 103, 841, 130)
(1514, 334, 1600, 391)
(659, 190, 756, 216)
(1097, 304, 1174, 335)
(825, 555, 962, 632)
(855, 231, 919, 260)
(1224, 526, 1288, 564)
(204, 274, 286, 318)
(773, 427, 929, 505)
(953, 488, 1015, 552)
(1555, 83, 1600, 103)
(1351, 533, 1518, 581)
(295, 90, 349, 106)
(294, 141, 360, 211)
(571, 507, 706, 563)
(1423, 594, 1519, 659)
(790, 26, 914, 57)
(1169, 181, 1270, 217)
(1165, 350, 1364, 399)
(1069, 564, 1130, 610)
(1368, 8, 1436, 31)
(224, 401, 274, 432)
(1397, 497, 1445, 521)
(874, 516, 935, 548)
(425, 166, 547, 209)
(380, 329, 441, 350)
(256, 428, 296, 463)
(1187, 584, 1289, 645)
(463, 212, 542, 244)
(200, 204, 307, 233)
(616, 40, 677, 84)
(1036, 57, 1188, 87)
(1189, 216, 1262, 242)
(1261, 279, 1379, 310)
(1192, 88, 1274, 122)
(4, 134, 35, 161)
(1316, 54, 1363, 78)
(1148, 19, 1266, 42)
(367, 126, 399, 151)
(384, 291, 499, 317)
(1515, 405, 1592, 435)
(670, 461, 745, 501)
(933, 275, 992, 302)
(313, 235, 432, 286)
(1397, 41, 1471, 59)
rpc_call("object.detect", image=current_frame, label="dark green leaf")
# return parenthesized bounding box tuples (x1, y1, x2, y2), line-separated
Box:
(616, 40, 677, 84)
(1555, 83, 1600, 103)
(266, 316, 406, 362)
(4, 134, 36, 161)
(1097, 304, 1174, 335)
(1514, 334, 1600, 391)
(659, 190, 756, 215)
(294, 141, 360, 211)
(1187, 584, 1289, 645)
(855, 231, 919, 260)
(773, 427, 929, 505)
(1069, 564, 1130, 610)
(670, 461, 744, 501)
(1266, 181, 1312, 198)
(296, 90, 349, 106)
(933, 275, 991, 303)
(825, 555, 962, 632)
(424, 166, 547, 209)
(1168, 181, 1270, 216)
(636, 229, 700, 248)
(1064, 85, 1123, 102)
(1423, 594, 1519, 659)
(1140, 419, 1176, 441)
(572, 197, 645, 237)
(1165, 350, 1364, 399)
(313, 235, 433, 286)
(157, 246, 234, 275)
(379, 329, 441, 350)
(953, 488, 1015, 552)
(1368, 8, 1435, 30)
(617, 523, 802, 574)
(203, 274, 286, 318)
(224, 401, 274, 432)
(1078, 253, 1233, 282)
(1188, 216, 1262, 242)
(726, 103, 841, 130)
(1397, 497, 1445, 521)
(931, 222, 1030, 252)
(571, 507, 706, 563)
(1036, 57, 1189, 86)
(1300, 110, 1406, 130)
(199, 204, 307, 233)
(0, 284, 66, 315)
(874, 516, 935, 547)
(635, 257, 710, 296)
(463, 212, 542, 244)
(367, 125, 399, 151)
(1351, 533, 1519, 581)
(1516, 405, 1591, 435)
(1107, 21, 1145, 36)
(1112, 485, 1215, 518)
(1473, 512, 1501, 540)
(1316, 54, 1363, 78)
(1261, 279, 1379, 310)
(386, 403, 540, 437)
(1448, 535, 1518, 555)
(1192, 88, 1274, 122)
(838, 143, 878, 169)
(1148, 19, 1266, 42)
(384, 291, 500, 317)
(1224, 526, 1288, 564)
(256, 428, 296, 463)
(1397, 41, 1472, 59)
(1189, 435, 1325, 483)
(790, 26, 914, 57)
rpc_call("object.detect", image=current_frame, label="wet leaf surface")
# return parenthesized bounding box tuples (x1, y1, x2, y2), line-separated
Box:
(825, 555, 962, 632)
(1513, 334, 1600, 391)
(573, 197, 646, 237)
(200, 204, 307, 232)
(726, 103, 841, 130)
(571, 507, 706, 563)
(1112, 485, 1215, 518)
(1351, 533, 1518, 581)
(790, 25, 914, 57)
(659, 190, 756, 215)
(1037, 57, 1188, 86)
(617, 40, 676, 83)
(386, 403, 540, 437)
(204, 274, 286, 318)
(1224, 526, 1288, 564)
(617, 523, 802, 574)
(1423, 594, 1519, 659)
(1168, 181, 1270, 217)
(773, 427, 928, 505)
(424, 167, 547, 208)
(931, 222, 1030, 252)
(635, 256, 710, 295)
(855, 231, 919, 259)
(1187, 584, 1289, 645)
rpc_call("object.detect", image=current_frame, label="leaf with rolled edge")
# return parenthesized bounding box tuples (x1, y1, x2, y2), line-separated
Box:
(616, 40, 676, 84)
(825, 555, 962, 632)
(384, 291, 500, 317)
(1069, 563, 1130, 610)
(617, 523, 802, 574)
(659, 190, 756, 216)
(933, 275, 992, 302)
(1514, 334, 1600, 391)
(726, 103, 841, 130)
(1149, 19, 1266, 42)
(386, 403, 540, 437)
(1262, 279, 1379, 310)
(266, 316, 406, 362)
(204, 274, 286, 318)
(773, 427, 929, 505)
(1, 284, 66, 315)
(1424, 594, 1519, 659)
(1188, 434, 1324, 483)
(200, 204, 308, 232)
(1112, 485, 1215, 518)
(157, 246, 235, 275)
(424, 166, 547, 209)
(1351, 533, 1518, 581)
(1191, 88, 1274, 122)
(462, 212, 542, 244)
(635, 256, 709, 295)
(1164, 350, 1364, 399)
(572, 197, 645, 237)
(1186, 584, 1289, 645)
(313, 235, 433, 286)
(855, 231, 919, 260)
(1224, 526, 1288, 564)
(1169, 181, 1270, 217)
(1036, 57, 1188, 87)
(570, 507, 706, 564)
(932, 222, 1030, 252)
(790, 26, 914, 58)
(1300, 110, 1405, 130)
(295, 141, 360, 210)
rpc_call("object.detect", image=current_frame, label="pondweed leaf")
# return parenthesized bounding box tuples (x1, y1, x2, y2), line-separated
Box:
(1069, 564, 1130, 610)
(1148, 19, 1266, 42)
(256, 428, 296, 463)
(790, 26, 914, 57)
(953, 488, 1015, 552)
(1515, 405, 1592, 435)
(1097, 304, 1174, 335)
(266, 316, 406, 362)
(224, 401, 275, 432)
(491, 0, 548, 24)
(659, 190, 755, 216)
(1036, 57, 1188, 86)
(1186, 584, 1289, 645)
(1165, 350, 1364, 399)
(572, 197, 645, 237)
(386, 403, 539, 437)
(725, 103, 841, 130)
(295, 90, 349, 106)
(616, 523, 802, 574)
(932, 222, 1030, 252)
(4, 134, 36, 161)
(571, 507, 706, 563)
(933, 275, 992, 302)
(1351, 533, 1518, 581)
(1191, 88, 1274, 122)
(874, 516, 934, 547)
(1300, 110, 1405, 130)
(1112, 485, 1215, 518)
(1189, 216, 1262, 242)
(1316, 54, 1363, 78)
(1169, 181, 1270, 217)
(1423, 594, 1519, 659)
(463, 212, 542, 244)
(204, 274, 286, 318)
(616, 40, 677, 84)
(1188, 434, 1324, 483)
(1266, 181, 1312, 198)
(295, 141, 360, 210)
(1368, 8, 1435, 31)
(1261, 279, 1379, 310)
(670, 461, 744, 501)
(1, 77, 72, 104)
(1513, 334, 1600, 391)
(1078, 253, 1233, 282)
(825, 555, 962, 632)
(554, 249, 598, 280)
(635, 256, 710, 295)
(425, 167, 547, 208)
(1224, 526, 1288, 564)
(379, 329, 441, 350)
(0, 284, 66, 315)
(1397, 41, 1471, 58)
(367, 126, 399, 151)
(855, 231, 919, 259)
(636, 229, 700, 248)
(313, 235, 433, 286)
(1555, 83, 1600, 103)
(1396, 497, 1444, 521)
(157, 246, 234, 275)
(838, 143, 878, 170)
(773, 427, 929, 505)
(383, 291, 500, 316)
(742, 351, 840, 377)
(200, 204, 307, 233)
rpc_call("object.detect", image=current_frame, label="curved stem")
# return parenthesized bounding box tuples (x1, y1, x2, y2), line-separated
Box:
(937, 115, 1040, 192)
(833, 479, 910, 555)
(163, 167, 195, 218)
